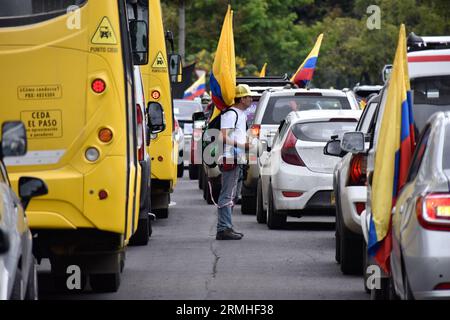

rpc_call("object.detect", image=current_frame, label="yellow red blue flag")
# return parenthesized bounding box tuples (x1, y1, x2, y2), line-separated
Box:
(183, 74, 206, 100)
(291, 33, 323, 88)
(369, 24, 415, 273)
(210, 5, 236, 117)
(259, 63, 267, 77)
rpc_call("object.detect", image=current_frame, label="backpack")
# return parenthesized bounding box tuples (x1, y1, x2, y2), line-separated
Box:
(202, 108, 238, 168)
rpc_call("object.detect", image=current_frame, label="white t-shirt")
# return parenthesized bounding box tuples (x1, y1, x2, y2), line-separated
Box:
(221, 107, 247, 159)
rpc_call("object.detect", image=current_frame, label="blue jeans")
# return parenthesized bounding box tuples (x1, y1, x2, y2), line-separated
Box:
(217, 165, 241, 232)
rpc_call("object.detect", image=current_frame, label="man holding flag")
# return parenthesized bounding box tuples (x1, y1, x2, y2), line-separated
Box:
(367, 24, 415, 289)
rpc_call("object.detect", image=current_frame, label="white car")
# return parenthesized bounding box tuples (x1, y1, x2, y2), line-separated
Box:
(245, 88, 361, 216)
(174, 116, 185, 178)
(258, 110, 361, 229)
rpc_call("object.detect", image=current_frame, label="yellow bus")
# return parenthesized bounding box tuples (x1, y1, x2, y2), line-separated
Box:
(139, 0, 182, 219)
(0, 0, 161, 292)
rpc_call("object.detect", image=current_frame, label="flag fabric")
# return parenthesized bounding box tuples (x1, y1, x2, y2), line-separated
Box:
(209, 5, 236, 120)
(259, 63, 267, 77)
(368, 24, 415, 274)
(183, 74, 206, 100)
(290, 33, 323, 88)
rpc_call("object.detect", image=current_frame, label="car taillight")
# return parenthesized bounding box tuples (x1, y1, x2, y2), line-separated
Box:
(282, 191, 303, 198)
(281, 130, 305, 166)
(434, 283, 450, 290)
(348, 154, 367, 186)
(355, 202, 366, 215)
(416, 194, 450, 231)
(250, 124, 261, 138)
(136, 104, 144, 161)
(92, 79, 106, 94)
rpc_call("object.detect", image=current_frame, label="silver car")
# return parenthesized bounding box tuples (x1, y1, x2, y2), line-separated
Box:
(0, 121, 47, 300)
(391, 111, 450, 300)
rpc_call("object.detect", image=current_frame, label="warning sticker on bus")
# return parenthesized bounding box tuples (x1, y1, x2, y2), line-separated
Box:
(21, 110, 62, 139)
(18, 85, 62, 100)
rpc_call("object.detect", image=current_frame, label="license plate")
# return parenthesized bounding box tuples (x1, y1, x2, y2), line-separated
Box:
(331, 192, 336, 205)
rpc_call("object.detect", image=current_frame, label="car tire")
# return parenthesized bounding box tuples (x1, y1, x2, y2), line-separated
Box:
(154, 208, 169, 219)
(340, 218, 363, 275)
(25, 259, 38, 300)
(177, 163, 184, 178)
(334, 191, 342, 264)
(90, 273, 121, 293)
(256, 178, 266, 224)
(189, 164, 199, 180)
(128, 216, 149, 246)
(198, 166, 204, 190)
(267, 184, 286, 229)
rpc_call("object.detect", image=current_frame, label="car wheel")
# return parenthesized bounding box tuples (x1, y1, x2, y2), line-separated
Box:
(90, 273, 121, 293)
(267, 184, 286, 230)
(25, 259, 38, 300)
(339, 218, 363, 275)
(128, 216, 149, 246)
(198, 166, 204, 190)
(189, 164, 199, 180)
(177, 163, 184, 178)
(154, 208, 169, 219)
(256, 178, 266, 224)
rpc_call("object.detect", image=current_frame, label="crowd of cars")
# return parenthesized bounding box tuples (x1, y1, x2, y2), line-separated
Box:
(178, 33, 450, 300)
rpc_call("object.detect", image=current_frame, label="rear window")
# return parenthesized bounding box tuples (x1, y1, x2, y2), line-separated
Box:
(292, 121, 357, 142)
(443, 125, 450, 170)
(412, 76, 450, 132)
(262, 95, 351, 124)
(0, 0, 87, 27)
(173, 100, 203, 120)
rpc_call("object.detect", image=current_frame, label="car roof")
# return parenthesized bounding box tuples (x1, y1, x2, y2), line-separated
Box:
(265, 88, 349, 97)
(286, 109, 362, 123)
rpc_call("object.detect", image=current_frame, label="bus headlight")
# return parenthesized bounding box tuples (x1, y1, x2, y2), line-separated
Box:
(85, 147, 100, 162)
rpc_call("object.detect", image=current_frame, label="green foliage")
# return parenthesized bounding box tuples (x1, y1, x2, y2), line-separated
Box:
(162, 0, 450, 88)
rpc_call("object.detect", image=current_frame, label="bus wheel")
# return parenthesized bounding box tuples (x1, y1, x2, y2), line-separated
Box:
(90, 273, 121, 293)
(128, 216, 149, 246)
(154, 208, 168, 219)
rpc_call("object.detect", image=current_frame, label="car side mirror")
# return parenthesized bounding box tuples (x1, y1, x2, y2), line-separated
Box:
(18, 176, 48, 210)
(0, 228, 10, 254)
(147, 102, 166, 134)
(324, 138, 346, 157)
(341, 132, 365, 154)
(192, 111, 205, 122)
(129, 20, 149, 65)
(168, 53, 182, 83)
(1, 121, 27, 159)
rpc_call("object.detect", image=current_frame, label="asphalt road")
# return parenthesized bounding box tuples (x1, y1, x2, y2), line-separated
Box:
(39, 175, 368, 300)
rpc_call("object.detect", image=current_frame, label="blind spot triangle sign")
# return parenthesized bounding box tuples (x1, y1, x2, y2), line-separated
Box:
(152, 51, 167, 68)
(91, 17, 117, 44)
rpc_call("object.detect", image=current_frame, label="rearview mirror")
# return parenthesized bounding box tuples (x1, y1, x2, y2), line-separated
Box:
(19, 176, 48, 210)
(341, 132, 365, 154)
(1, 121, 27, 158)
(324, 138, 346, 157)
(129, 20, 148, 65)
(168, 53, 182, 83)
(0, 228, 10, 254)
(148, 102, 166, 134)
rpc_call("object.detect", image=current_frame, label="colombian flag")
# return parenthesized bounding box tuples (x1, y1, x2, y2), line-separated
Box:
(209, 5, 236, 121)
(368, 25, 415, 274)
(291, 34, 323, 88)
(183, 74, 206, 100)
(259, 63, 267, 77)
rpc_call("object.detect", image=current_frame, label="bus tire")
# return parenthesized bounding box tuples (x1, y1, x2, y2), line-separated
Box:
(90, 273, 121, 293)
(189, 164, 198, 180)
(154, 208, 169, 219)
(129, 216, 149, 246)
(177, 163, 184, 178)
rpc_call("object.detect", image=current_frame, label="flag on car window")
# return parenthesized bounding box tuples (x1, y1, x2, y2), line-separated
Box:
(209, 5, 236, 120)
(369, 24, 415, 273)
(291, 33, 323, 88)
(183, 74, 206, 100)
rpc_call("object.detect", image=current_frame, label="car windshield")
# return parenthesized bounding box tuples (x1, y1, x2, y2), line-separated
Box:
(262, 95, 351, 124)
(173, 100, 203, 121)
(443, 124, 450, 170)
(292, 121, 357, 142)
(412, 76, 450, 132)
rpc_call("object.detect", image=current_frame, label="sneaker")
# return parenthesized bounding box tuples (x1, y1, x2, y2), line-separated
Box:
(216, 228, 242, 240)
(231, 228, 244, 237)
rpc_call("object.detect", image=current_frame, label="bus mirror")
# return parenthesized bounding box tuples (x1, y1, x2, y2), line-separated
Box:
(1, 121, 27, 159)
(168, 54, 183, 83)
(129, 20, 149, 65)
(382, 64, 392, 84)
(148, 102, 166, 134)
